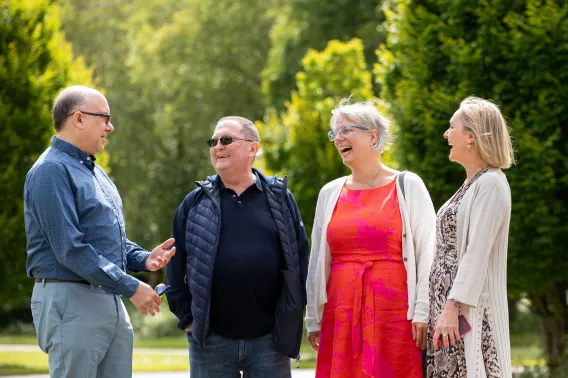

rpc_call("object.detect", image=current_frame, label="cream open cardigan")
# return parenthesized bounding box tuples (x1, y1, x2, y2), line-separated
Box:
(445, 168, 512, 378)
(305, 171, 436, 333)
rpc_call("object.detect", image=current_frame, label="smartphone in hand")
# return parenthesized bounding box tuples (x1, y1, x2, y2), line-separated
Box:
(431, 314, 472, 347)
(154, 283, 170, 296)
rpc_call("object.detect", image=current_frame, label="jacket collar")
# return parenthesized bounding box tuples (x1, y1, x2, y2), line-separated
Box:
(203, 167, 282, 192)
(218, 170, 263, 192)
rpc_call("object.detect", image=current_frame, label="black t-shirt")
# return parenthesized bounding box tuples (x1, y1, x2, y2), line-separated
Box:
(209, 178, 282, 339)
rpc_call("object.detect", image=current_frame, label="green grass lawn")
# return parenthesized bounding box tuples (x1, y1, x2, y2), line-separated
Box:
(0, 335, 317, 375)
(0, 339, 548, 376)
(0, 350, 190, 375)
(1, 347, 553, 377)
(0, 335, 38, 346)
(0, 335, 189, 349)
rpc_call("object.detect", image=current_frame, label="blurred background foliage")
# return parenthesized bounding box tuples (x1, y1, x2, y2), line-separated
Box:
(1, 0, 567, 373)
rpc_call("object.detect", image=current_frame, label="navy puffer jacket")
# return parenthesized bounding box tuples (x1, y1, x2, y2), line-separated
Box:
(166, 168, 309, 359)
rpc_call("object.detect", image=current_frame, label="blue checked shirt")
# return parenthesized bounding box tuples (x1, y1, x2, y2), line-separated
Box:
(24, 137, 149, 298)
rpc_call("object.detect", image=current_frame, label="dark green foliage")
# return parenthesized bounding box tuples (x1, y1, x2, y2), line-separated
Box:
(376, 0, 568, 367)
(0, 0, 93, 312)
(60, 0, 278, 257)
(262, 0, 384, 110)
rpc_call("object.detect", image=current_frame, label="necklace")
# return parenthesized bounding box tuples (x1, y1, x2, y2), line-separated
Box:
(351, 168, 382, 188)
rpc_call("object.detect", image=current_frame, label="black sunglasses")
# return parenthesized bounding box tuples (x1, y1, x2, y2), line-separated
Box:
(206, 135, 255, 148)
(68, 111, 111, 125)
(154, 283, 170, 296)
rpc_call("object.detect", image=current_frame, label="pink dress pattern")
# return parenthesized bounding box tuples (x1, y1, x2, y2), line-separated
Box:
(316, 178, 423, 378)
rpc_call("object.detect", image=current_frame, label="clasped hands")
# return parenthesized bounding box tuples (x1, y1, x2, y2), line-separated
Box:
(130, 238, 176, 316)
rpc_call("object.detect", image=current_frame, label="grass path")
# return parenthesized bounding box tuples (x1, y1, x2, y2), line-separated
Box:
(0, 338, 548, 376)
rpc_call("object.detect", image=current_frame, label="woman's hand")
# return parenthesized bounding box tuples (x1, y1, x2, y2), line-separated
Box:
(432, 301, 460, 350)
(412, 322, 428, 349)
(307, 331, 321, 351)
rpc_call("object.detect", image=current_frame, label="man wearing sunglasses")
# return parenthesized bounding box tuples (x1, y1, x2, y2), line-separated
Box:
(23, 85, 176, 378)
(166, 116, 309, 378)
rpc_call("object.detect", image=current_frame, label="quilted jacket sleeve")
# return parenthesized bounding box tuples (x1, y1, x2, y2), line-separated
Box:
(287, 190, 309, 307)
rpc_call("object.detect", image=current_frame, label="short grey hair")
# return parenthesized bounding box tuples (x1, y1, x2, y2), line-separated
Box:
(330, 98, 390, 152)
(52, 85, 96, 131)
(217, 116, 260, 142)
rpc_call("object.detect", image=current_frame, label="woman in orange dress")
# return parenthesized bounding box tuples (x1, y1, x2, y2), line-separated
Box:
(306, 99, 437, 378)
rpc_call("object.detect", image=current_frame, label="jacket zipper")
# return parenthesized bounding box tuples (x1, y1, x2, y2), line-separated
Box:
(195, 181, 222, 347)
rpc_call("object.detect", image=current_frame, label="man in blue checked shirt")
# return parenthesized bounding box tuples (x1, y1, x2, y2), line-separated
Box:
(24, 85, 176, 378)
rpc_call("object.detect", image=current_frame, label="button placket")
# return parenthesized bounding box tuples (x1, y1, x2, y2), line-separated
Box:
(94, 172, 127, 270)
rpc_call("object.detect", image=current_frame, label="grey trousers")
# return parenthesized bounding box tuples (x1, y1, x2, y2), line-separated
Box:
(31, 280, 134, 378)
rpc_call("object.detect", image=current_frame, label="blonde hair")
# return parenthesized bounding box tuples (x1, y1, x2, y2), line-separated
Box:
(330, 98, 390, 152)
(457, 97, 515, 169)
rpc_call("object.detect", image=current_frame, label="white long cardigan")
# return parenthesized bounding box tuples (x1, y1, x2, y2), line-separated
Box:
(446, 168, 512, 378)
(305, 172, 436, 333)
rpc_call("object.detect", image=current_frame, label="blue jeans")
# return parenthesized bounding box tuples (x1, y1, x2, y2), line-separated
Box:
(188, 330, 291, 378)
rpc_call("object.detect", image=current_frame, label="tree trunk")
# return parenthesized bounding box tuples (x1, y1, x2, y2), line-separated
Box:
(528, 284, 567, 372)
(508, 295, 519, 324)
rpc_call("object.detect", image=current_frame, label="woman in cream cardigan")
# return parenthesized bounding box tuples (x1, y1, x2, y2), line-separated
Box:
(427, 97, 514, 378)
(306, 99, 436, 378)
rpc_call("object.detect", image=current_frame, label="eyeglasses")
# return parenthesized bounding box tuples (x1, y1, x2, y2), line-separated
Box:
(206, 135, 255, 148)
(68, 111, 111, 125)
(154, 283, 170, 296)
(328, 125, 370, 141)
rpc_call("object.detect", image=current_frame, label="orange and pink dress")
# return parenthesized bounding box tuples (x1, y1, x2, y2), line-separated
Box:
(315, 178, 423, 378)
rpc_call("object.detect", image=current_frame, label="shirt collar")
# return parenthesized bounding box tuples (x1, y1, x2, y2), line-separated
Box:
(52, 136, 96, 171)
(219, 171, 263, 192)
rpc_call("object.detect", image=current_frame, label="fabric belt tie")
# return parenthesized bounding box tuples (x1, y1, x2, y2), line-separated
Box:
(332, 256, 385, 378)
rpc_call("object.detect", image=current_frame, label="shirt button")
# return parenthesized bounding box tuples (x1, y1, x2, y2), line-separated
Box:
(238, 201, 241, 204)
(403, 233, 407, 237)
(86, 157, 91, 160)
(403, 257, 408, 261)
(232, 194, 236, 198)
(80, 160, 83, 163)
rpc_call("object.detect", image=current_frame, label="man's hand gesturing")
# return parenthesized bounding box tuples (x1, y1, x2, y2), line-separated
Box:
(146, 238, 176, 271)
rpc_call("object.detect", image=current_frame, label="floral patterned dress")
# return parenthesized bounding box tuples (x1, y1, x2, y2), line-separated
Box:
(426, 168, 501, 377)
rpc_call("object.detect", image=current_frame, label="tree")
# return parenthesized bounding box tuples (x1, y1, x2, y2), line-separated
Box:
(258, 39, 376, 233)
(262, 0, 385, 111)
(0, 0, 93, 317)
(375, 0, 568, 369)
(61, 0, 279, 285)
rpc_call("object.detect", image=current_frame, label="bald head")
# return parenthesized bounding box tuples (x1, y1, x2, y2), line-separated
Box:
(53, 86, 104, 131)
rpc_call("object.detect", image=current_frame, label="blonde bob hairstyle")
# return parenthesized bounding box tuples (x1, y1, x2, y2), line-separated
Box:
(457, 97, 515, 169)
(330, 98, 390, 153)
